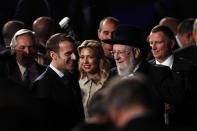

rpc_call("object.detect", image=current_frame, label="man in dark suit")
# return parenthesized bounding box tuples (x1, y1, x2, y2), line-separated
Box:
(0, 29, 46, 88)
(102, 25, 187, 124)
(148, 25, 197, 130)
(103, 75, 166, 131)
(32, 33, 84, 131)
(174, 18, 197, 65)
(148, 25, 195, 76)
(176, 18, 195, 48)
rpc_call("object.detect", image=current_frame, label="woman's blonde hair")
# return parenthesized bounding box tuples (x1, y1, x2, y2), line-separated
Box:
(78, 40, 110, 86)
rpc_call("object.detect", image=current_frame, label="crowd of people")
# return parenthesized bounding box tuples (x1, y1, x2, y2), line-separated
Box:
(1, 3, 197, 131)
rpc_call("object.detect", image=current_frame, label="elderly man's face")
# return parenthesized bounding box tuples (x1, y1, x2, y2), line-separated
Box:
(14, 34, 37, 67)
(113, 44, 135, 72)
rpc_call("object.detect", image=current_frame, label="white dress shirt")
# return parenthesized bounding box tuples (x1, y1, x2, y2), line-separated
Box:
(156, 55, 174, 69)
(49, 64, 64, 78)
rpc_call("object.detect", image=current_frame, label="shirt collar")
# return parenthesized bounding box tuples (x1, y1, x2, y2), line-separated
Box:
(49, 64, 64, 78)
(81, 75, 100, 85)
(175, 35, 183, 48)
(82, 76, 89, 85)
(133, 61, 141, 73)
(156, 55, 174, 69)
(17, 62, 36, 75)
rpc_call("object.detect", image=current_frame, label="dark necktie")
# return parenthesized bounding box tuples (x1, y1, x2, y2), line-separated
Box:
(23, 68, 30, 87)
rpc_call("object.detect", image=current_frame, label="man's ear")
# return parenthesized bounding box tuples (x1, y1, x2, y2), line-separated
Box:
(97, 29, 101, 39)
(50, 51, 57, 61)
(187, 32, 195, 43)
(108, 106, 120, 126)
(133, 48, 141, 59)
(192, 31, 196, 38)
(170, 40, 175, 49)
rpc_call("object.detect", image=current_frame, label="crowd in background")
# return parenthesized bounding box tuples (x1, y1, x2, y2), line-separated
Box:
(1, 0, 197, 131)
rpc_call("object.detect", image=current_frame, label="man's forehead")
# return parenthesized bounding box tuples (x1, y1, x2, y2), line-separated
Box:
(16, 34, 36, 45)
(102, 21, 116, 30)
(113, 44, 131, 49)
(16, 33, 35, 39)
(59, 41, 74, 47)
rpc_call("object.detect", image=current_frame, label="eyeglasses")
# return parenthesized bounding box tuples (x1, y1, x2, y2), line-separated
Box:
(110, 50, 130, 56)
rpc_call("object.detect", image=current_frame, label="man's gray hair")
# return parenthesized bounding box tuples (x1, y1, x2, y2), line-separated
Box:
(193, 19, 197, 32)
(10, 29, 39, 49)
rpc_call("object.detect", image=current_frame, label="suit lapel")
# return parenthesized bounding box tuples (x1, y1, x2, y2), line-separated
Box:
(36, 62, 46, 75)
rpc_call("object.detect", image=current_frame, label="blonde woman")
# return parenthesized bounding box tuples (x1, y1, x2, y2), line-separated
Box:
(78, 40, 110, 118)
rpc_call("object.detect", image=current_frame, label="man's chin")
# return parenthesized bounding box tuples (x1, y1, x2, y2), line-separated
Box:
(66, 65, 76, 71)
(117, 66, 126, 76)
(116, 64, 125, 71)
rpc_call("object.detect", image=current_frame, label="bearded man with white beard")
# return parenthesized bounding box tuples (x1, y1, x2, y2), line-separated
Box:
(102, 25, 186, 126)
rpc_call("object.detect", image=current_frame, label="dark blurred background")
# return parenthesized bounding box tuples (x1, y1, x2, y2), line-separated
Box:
(1, 0, 196, 44)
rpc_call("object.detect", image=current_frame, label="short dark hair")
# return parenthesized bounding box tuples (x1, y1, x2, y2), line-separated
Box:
(87, 90, 107, 117)
(46, 33, 75, 55)
(104, 74, 154, 110)
(151, 25, 175, 41)
(177, 18, 195, 35)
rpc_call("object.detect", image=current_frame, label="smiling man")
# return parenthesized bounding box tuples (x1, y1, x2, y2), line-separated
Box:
(32, 33, 84, 131)
(103, 25, 187, 126)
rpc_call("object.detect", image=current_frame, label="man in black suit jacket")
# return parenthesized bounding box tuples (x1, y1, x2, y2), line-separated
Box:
(32, 33, 84, 131)
(0, 29, 46, 88)
(148, 25, 197, 130)
(148, 25, 196, 81)
(102, 25, 187, 124)
(103, 25, 185, 103)
(174, 18, 197, 65)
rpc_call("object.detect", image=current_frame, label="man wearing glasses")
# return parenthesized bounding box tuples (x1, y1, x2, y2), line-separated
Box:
(102, 25, 186, 126)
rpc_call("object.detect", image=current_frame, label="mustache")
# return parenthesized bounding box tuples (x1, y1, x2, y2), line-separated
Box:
(116, 59, 123, 63)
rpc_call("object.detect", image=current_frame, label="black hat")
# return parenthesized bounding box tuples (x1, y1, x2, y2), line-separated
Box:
(102, 25, 145, 49)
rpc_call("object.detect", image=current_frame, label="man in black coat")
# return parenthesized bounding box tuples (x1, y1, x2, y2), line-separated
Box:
(0, 29, 46, 88)
(174, 18, 197, 65)
(32, 33, 84, 131)
(148, 25, 197, 130)
(102, 25, 186, 123)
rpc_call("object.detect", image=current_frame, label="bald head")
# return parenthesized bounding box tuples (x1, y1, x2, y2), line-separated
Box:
(2, 20, 25, 47)
(33, 17, 60, 44)
(159, 17, 180, 35)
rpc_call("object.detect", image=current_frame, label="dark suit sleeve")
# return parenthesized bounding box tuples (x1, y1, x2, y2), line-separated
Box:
(32, 79, 51, 99)
(152, 66, 186, 105)
(32, 71, 84, 131)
